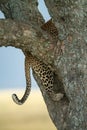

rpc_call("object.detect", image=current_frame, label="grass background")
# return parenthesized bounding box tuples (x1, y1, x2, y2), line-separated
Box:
(0, 89, 56, 130)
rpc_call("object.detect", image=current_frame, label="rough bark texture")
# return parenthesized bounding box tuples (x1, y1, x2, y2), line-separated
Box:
(0, 0, 87, 130)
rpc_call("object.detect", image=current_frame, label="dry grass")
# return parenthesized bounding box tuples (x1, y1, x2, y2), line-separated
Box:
(0, 89, 56, 130)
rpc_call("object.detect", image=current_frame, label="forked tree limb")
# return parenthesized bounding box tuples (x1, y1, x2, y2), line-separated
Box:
(0, 0, 87, 130)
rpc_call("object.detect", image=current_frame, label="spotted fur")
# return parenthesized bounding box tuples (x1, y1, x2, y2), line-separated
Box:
(41, 19, 58, 43)
(12, 52, 63, 105)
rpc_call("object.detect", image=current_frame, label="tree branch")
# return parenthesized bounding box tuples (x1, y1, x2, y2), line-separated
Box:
(0, 1, 87, 130)
(0, 19, 57, 65)
(0, 19, 38, 47)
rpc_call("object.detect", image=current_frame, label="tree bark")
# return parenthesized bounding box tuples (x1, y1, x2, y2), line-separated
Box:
(0, 0, 87, 130)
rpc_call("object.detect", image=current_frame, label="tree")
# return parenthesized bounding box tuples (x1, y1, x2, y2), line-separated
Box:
(0, 0, 87, 130)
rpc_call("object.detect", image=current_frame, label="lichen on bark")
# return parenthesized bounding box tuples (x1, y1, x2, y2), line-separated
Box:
(0, 0, 87, 130)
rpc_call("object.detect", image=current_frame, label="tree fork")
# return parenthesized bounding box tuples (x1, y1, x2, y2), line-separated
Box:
(0, 0, 87, 130)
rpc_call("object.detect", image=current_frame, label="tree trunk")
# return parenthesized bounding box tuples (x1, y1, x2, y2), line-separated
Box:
(0, 0, 87, 130)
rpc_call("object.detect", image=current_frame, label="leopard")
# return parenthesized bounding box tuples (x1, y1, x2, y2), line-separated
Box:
(12, 51, 64, 105)
(41, 19, 58, 44)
